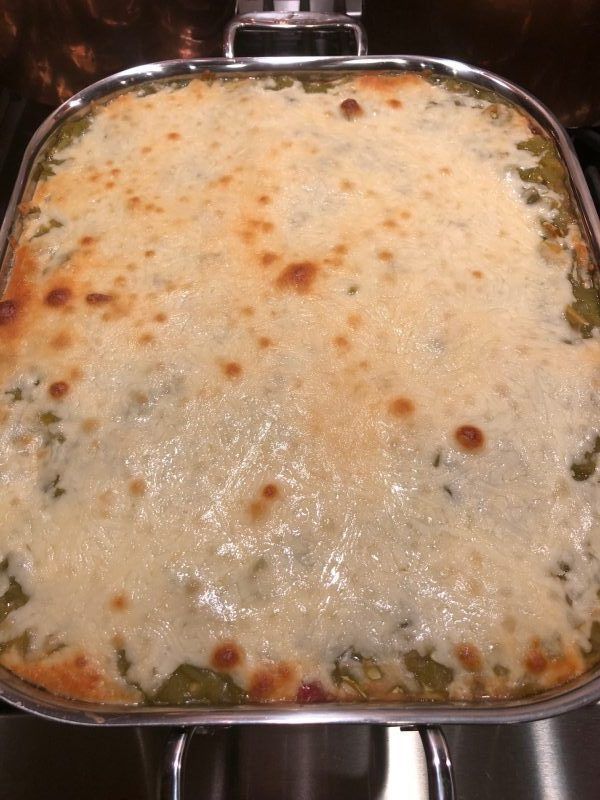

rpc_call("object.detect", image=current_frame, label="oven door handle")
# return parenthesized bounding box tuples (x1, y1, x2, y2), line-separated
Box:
(223, 11, 368, 58)
(158, 724, 456, 800)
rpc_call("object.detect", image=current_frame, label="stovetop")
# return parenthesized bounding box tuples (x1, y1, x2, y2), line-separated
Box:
(1, 80, 600, 800)
(1, 705, 600, 799)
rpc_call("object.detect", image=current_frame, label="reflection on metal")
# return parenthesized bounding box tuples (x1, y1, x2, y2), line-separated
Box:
(159, 727, 196, 800)
(379, 727, 429, 800)
(530, 718, 570, 800)
(223, 11, 367, 58)
(419, 728, 456, 800)
(2, 708, 600, 799)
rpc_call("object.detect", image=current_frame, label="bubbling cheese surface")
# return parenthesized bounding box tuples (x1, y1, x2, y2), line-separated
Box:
(0, 72, 599, 704)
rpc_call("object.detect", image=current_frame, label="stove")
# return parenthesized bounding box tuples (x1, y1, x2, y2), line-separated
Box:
(1, 705, 600, 799)
(1, 8, 600, 800)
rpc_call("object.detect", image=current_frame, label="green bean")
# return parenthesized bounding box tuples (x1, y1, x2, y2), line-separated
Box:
(524, 188, 541, 205)
(44, 474, 66, 498)
(0, 577, 28, 623)
(31, 219, 63, 240)
(519, 153, 566, 194)
(40, 411, 60, 426)
(32, 161, 57, 181)
(296, 73, 351, 94)
(570, 436, 600, 482)
(116, 649, 131, 678)
(153, 664, 246, 705)
(167, 79, 190, 90)
(331, 647, 383, 693)
(4, 388, 22, 402)
(0, 631, 30, 656)
(404, 650, 453, 693)
(264, 75, 295, 91)
(53, 117, 91, 152)
(565, 277, 600, 338)
(517, 136, 552, 158)
(430, 75, 500, 105)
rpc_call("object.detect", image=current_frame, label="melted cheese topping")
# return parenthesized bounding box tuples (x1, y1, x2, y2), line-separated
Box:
(0, 73, 599, 704)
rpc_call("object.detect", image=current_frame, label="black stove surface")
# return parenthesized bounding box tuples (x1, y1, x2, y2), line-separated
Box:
(1, 92, 600, 800)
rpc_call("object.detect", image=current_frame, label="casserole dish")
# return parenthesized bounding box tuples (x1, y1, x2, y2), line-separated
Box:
(0, 13, 599, 800)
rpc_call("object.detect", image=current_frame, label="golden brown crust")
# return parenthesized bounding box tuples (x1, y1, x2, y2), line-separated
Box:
(0, 647, 139, 704)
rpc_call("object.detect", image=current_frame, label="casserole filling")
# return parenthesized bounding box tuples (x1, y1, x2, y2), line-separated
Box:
(0, 71, 599, 704)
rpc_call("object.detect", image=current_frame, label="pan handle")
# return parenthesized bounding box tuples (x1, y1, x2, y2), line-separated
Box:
(158, 726, 196, 800)
(419, 726, 456, 800)
(158, 724, 455, 800)
(223, 11, 368, 58)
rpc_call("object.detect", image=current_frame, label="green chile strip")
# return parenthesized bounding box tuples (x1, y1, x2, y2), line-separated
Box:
(404, 650, 453, 693)
(153, 664, 246, 705)
(0, 577, 28, 624)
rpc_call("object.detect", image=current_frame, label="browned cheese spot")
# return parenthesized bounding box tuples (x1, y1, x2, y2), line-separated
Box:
(383, 218, 397, 229)
(82, 418, 99, 433)
(262, 483, 279, 500)
(387, 98, 403, 109)
(260, 251, 279, 267)
(0, 299, 17, 325)
(340, 179, 355, 191)
(248, 500, 265, 521)
(340, 98, 364, 120)
(45, 287, 72, 307)
(154, 312, 167, 323)
(455, 425, 485, 451)
(389, 396, 415, 417)
(455, 643, 482, 672)
(222, 361, 242, 378)
(110, 593, 128, 612)
(472, 270, 483, 279)
(129, 478, 146, 497)
(167, 131, 181, 140)
(357, 73, 422, 92)
(525, 642, 548, 674)
(249, 662, 294, 701)
(258, 336, 273, 349)
(49, 381, 69, 399)
(144, 249, 155, 258)
(80, 235, 96, 247)
(258, 195, 271, 205)
(50, 331, 72, 350)
(276, 261, 318, 294)
(86, 293, 113, 305)
(347, 313, 362, 329)
(334, 244, 348, 255)
(211, 642, 243, 671)
(138, 333, 155, 345)
(141, 146, 152, 154)
(241, 306, 255, 317)
(378, 249, 393, 262)
(333, 335, 350, 351)
(439, 166, 452, 175)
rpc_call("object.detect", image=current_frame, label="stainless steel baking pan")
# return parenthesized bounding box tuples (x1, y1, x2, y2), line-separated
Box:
(1, 17, 600, 799)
